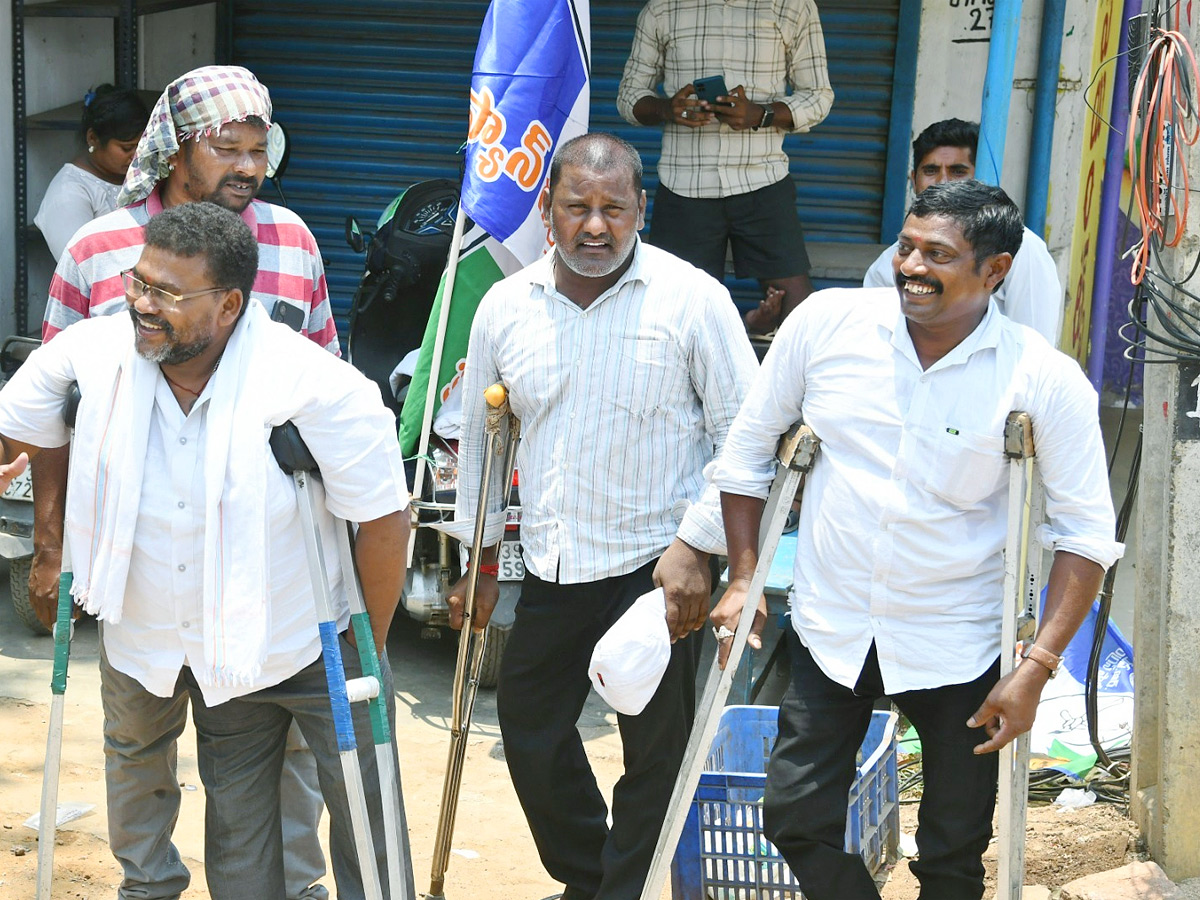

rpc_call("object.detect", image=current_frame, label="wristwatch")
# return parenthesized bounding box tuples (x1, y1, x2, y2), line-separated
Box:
(1019, 642, 1063, 678)
(753, 104, 776, 131)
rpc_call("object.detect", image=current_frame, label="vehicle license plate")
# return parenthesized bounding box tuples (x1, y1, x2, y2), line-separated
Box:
(2, 468, 33, 502)
(498, 541, 525, 581)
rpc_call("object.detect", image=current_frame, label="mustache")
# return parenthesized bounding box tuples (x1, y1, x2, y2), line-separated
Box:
(129, 307, 174, 335)
(219, 174, 258, 191)
(895, 272, 942, 292)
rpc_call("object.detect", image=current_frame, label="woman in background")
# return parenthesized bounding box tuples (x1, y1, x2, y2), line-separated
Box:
(34, 85, 150, 261)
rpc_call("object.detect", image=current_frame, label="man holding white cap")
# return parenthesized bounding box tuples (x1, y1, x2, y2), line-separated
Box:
(444, 133, 758, 900)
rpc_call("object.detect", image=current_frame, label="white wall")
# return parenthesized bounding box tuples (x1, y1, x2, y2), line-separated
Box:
(909, 0, 1095, 271)
(0, 3, 216, 339)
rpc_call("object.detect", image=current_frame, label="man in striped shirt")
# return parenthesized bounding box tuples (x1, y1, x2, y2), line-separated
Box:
(617, 0, 834, 334)
(32, 66, 337, 900)
(444, 133, 759, 900)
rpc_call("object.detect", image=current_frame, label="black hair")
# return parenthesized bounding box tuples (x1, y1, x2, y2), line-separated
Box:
(911, 118, 979, 171)
(143, 202, 259, 318)
(547, 132, 643, 198)
(906, 180, 1024, 265)
(82, 85, 150, 144)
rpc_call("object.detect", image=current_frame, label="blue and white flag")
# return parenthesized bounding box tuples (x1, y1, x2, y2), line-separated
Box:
(464, 0, 590, 259)
(400, 0, 590, 454)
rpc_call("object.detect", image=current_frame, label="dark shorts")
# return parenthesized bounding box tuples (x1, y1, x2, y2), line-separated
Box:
(650, 177, 811, 281)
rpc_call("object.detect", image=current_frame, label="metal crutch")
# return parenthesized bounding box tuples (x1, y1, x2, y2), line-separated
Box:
(639, 423, 821, 900)
(36, 383, 81, 900)
(426, 383, 521, 900)
(270, 423, 388, 900)
(997, 411, 1044, 900)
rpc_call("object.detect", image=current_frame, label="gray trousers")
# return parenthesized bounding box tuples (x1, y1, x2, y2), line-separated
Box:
(99, 635, 328, 900)
(182, 633, 412, 900)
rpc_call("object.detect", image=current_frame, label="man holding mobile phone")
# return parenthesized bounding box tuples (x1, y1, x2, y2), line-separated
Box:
(617, 0, 833, 334)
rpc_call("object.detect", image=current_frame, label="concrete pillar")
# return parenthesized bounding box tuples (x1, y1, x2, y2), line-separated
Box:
(1130, 10, 1200, 873)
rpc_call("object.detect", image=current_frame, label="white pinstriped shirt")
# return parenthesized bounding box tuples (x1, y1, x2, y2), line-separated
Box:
(616, 0, 833, 198)
(447, 241, 759, 584)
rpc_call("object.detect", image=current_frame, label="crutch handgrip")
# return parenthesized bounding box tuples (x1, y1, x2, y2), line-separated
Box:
(483, 383, 508, 409)
(345, 676, 382, 704)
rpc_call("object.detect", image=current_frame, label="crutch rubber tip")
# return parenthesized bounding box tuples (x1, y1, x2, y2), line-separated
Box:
(483, 384, 507, 408)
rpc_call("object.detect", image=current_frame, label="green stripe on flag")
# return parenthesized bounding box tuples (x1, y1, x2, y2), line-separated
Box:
(398, 238, 506, 456)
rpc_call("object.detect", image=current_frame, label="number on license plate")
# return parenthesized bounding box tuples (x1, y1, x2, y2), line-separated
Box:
(498, 541, 525, 581)
(2, 469, 33, 502)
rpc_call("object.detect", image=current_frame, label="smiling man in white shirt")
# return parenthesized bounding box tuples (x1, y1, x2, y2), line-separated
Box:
(444, 132, 758, 900)
(710, 180, 1121, 900)
(863, 118, 1064, 346)
(0, 202, 411, 900)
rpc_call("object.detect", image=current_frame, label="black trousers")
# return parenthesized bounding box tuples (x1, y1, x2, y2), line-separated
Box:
(763, 631, 1000, 900)
(496, 559, 703, 900)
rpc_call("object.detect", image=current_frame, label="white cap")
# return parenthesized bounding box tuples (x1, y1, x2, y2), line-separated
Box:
(588, 587, 671, 717)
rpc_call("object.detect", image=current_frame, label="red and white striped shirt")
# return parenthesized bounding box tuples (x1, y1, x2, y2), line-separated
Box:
(43, 186, 339, 354)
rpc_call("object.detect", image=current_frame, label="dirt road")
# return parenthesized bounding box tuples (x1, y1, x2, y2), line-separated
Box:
(0, 563, 1150, 899)
(0, 572, 626, 900)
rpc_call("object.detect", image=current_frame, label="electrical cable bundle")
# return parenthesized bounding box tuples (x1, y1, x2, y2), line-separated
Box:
(1121, 1, 1200, 364)
(1127, 9, 1199, 286)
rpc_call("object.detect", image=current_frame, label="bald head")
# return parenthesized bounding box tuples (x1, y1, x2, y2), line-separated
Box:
(548, 133, 643, 199)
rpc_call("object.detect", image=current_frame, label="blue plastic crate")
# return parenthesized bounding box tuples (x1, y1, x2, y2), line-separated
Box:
(670, 706, 900, 900)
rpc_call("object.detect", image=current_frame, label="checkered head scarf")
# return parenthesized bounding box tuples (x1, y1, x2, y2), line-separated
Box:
(117, 65, 273, 207)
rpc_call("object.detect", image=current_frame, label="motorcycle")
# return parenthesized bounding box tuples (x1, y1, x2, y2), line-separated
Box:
(343, 180, 522, 688)
(0, 335, 43, 632)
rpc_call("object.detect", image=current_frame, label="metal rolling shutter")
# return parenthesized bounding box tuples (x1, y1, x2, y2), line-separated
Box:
(233, 0, 907, 333)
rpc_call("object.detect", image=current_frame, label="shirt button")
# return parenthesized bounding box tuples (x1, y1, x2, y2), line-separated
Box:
(179, 437, 187, 445)
(570, 412, 576, 419)
(177, 564, 186, 572)
(181, 620, 190, 628)
(177, 501, 185, 509)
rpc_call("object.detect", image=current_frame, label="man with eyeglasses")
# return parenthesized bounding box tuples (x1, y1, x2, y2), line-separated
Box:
(32, 66, 338, 900)
(0, 202, 412, 900)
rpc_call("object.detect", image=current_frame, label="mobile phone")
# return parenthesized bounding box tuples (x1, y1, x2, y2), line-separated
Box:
(693, 75, 734, 107)
(271, 300, 306, 332)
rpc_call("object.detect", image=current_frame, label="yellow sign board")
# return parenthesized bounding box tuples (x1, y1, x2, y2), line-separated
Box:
(1063, 0, 1124, 365)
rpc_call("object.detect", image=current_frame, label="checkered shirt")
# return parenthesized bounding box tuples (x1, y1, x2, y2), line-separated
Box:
(617, 0, 833, 198)
(44, 186, 339, 355)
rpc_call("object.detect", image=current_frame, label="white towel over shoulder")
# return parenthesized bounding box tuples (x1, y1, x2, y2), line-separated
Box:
(67, 302, 275, 688)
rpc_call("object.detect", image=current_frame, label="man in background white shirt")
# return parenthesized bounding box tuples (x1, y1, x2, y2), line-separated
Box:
(444, 133, 759, 900)
(0, 202, 412, 900)
(864, 118, 1064, 346)
(712, 181, 1120, 900)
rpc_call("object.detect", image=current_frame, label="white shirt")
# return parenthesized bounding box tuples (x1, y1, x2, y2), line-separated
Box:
(864, 226, 1064, 346)
(712, 288, 1122, 693)
(34, 163, 121, 263)
(447, 241, 759, 583)
(616, 0, 833, 198)
(0, 317, 409, 704)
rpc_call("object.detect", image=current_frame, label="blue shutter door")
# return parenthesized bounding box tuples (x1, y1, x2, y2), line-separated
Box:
(233, 0, 907, 332)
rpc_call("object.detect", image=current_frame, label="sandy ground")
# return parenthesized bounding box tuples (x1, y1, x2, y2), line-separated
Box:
(0, 565, 1156, 900)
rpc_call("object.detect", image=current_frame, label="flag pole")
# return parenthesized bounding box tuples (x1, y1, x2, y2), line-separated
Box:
(409, 203, 467, 564)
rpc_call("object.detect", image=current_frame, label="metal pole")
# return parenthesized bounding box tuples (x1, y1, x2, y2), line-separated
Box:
(977, 0, 1026, 185)
(1025, 0, 1068, 235)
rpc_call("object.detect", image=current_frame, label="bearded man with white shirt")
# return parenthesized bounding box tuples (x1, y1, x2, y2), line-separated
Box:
(711, 181, 1121, 900)
(443, 133, 759, 900)
(0, 202, 412, 900)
